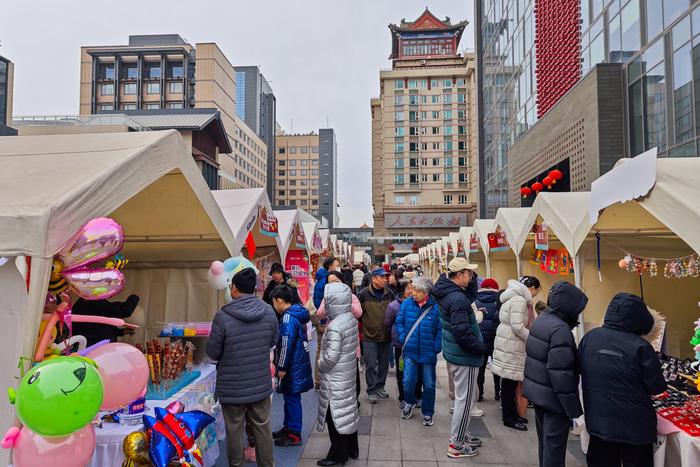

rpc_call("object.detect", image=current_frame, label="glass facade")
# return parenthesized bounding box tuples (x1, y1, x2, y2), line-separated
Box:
(236, 71, 246, 119)
(478, 0, 700, 217)
(0, 58, 7, 126)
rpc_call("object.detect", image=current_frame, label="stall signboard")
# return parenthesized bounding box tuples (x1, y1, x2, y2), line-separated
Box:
(385, 213, 467, 229)
(259, 207, 279, 237)
(469, 234, 479, 253)
(487, 231, 509, 252)
(294, 223, 306, 249)
(457, 239, 465, 256)
(312, 232, 323, 253)
(535, 223, 549, 251)
(286, 250, 310, 304)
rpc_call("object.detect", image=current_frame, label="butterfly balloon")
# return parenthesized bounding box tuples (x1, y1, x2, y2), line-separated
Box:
(49, 217, 126, 300)
(207, 256, 258, 303)
(143, 407, 215, 467)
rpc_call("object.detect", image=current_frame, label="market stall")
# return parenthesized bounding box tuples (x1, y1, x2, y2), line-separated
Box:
(0, 130, 237, 466)
(472, 218, 518, 286)
(302, 221, 323, 279)
(275, 209, 313, 304)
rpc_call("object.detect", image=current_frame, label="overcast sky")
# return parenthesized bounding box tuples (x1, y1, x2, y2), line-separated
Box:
(1, 0, 474, 227)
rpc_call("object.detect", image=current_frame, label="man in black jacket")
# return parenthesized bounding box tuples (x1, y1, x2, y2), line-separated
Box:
(262, 262, 300, 307)
(579, 293, 665, 467)
(523, 281, 588, 467)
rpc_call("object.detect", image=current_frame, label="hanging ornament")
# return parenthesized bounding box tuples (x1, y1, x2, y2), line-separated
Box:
(618, 257, 629, 270)
(550, 169, 563, 183)
(520, 186, 533, 198)
(543, 176, 554, 189)
(649, 259, 658, 277)
(532, 182, 544, 193)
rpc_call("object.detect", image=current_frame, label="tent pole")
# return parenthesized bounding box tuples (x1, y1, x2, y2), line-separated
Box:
(574, 254, 585, 343)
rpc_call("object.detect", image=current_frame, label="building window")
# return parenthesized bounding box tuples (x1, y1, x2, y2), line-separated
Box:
(395, 127, 405, 136)
(445, 172, 453, 183)
(278, 190, 285, 196)
(395, 111, 404, 121)
(421, 95, 428, 104)
(124, 83, 137, 95)
(458, 125, 466, 135)
(432, 173, 440, 182)
(169, 82, 183, 93)
(289, 160, 297, 166)
(409, 95, 419, 105)
(409, 142, 418, 152)
(146, 63, 161, 79)
(444, 156, 453, 166)
(395, 158, 404, 168)
(312, 189, 319, 195)
(312, 199, 319, 205)
(395, 142, 405, 153)
(444, 195, 453, 205)
(301, 170, 308, 176)
(432, 158, 440, 166)
(458, 195, 468, 204)
(458, 173, 467, 183)
(147, 83, 160, 94)
(279, 180, 286, 186)
(432, 143, 440, 150)
(432, 127, 440, 135)
(145, 103, 160, 110)
(394, 195, 405, 206)
(621, 0, 641, 52)
(101, 84, 114, 95)
(457, 110, 466, 118)
(432, 111, 440, 119)
(458, 141, 467, 151)
(300, 179, 308, 186)
(301, 190, 308, 196)
(121, 104, 137, 110)
(301, 159, 308, 166)
(445, 141, 453, 151)
(431, 79, 439, 88)
(457, 93, 466, 103)
(409, 158, 418, 168)
(409, 195, 419, 205)
(421, 158, 428, 166)
(408, 79, 418, 89)
(312, 147, 319, 153)
(290, 147, 297, 154)
(312, 179, 319, 185)
(458, 156, 467, 166)
(278, 170, 286, 176)
(444, 93, 452, 104)
(100, 64, 114, 80)
(410, 173, 419, 183)
(290, 169, 297, 176)
(395, 174, 404, 185)
(395, 95, 404, 105)
(167, 102, 184, 109)
(312, 169, 319, 175)
(443, 79, 452, 87)
(456, 78, 466, 86)
(168, 62, 184, 79)
(311, 159, 319, 165)
(421, 173, 428, 182)
(445, 126, 454, 135)
(99, 104, 114, 111)
(301, 147, 309, 154)
(290, 180, 297, 186)
(278, 147, 286, 154)
(124, 65, 138, 80)
(395, 80, 404, 89)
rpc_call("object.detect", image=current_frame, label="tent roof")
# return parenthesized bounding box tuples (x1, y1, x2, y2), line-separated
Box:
(275, 209, 304, 260)
(448, 232, 461, 255)
(494, 208, 531, 256)
(0, 130, 236, 261)
(472, 219, 495, 255)
(302, 221, 321, 254)
(522, 192, 592, 256)
(212, 188, 283, 257)
(591, 153, 700, 254)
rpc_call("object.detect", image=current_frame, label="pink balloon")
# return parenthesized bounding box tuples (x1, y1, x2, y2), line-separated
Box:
(12, 425, 95, 467)
(64, 268, 125, 300)
(86, 343, 149, 410)
(58, 217, 125, 271)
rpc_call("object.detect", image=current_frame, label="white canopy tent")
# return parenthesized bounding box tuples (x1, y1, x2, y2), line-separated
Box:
(0, 130, 238, 464)
(494, 207, 532, 278)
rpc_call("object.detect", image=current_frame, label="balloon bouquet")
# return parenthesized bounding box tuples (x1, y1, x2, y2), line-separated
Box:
(207, 255, 258, 303)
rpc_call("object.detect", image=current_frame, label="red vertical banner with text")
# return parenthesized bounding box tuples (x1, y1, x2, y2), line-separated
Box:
(285, 250, 310, 304)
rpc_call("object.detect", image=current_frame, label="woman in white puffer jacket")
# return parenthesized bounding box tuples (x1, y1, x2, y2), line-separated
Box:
(491, 276, 541, 431)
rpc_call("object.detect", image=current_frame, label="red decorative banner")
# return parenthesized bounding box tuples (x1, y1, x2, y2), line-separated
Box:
(259, 207, 279, 237)
(285, 250, 310, 304)
(487, 232, 509, 252)
(469, 234, 479, 253)
(535, 223, 549, 251)
(294, 223, 306, 249)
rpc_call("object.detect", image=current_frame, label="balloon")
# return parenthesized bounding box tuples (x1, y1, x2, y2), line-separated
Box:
(9, 425, 95, 467)
(208, 256, 259, 303)
(9, 357, 103, 437)
(86, 343, 149, 410)
(143, 407, 215, 467)
(64, 268, 125, 300)
(618, 258, 629, 270)
(122, 431, 150, 467)
(58, 217, 125, 270)
(165, 400, 185, 415)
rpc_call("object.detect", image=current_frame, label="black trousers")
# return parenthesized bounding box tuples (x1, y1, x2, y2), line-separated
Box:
(534, 406, 570, 467)
(500, 378, 519, 424)
(394, 346, 422, 402)
(325, 410, 359, 463)
(586, 435, 653, 467)
(477, 358, 500, 398)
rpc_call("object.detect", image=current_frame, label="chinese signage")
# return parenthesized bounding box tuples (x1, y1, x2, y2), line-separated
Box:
(487, 231, 509, 252)
(385, 213, 468, 229)
(469, 234, 479, 253)
(285, 250, 310, 304)
(259, 207, 279, 237)
(294, 223, 306, 249)
(535, 223, 549, 251)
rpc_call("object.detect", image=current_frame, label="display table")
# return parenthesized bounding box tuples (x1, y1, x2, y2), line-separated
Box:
(88, 364, 223, 467)
(655, 414, 700, 467)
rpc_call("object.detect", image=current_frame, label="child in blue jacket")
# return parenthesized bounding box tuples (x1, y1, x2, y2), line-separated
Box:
(271, 285, 313, 446)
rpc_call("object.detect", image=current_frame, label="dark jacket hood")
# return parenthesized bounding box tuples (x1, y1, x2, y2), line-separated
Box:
(315, 268, 328, 281)
(223, 295, 271, 323)
(286, 303, 310, 325)
(476, 289, 499, 304)
(432, 274, 464, 300)
(546, 281, 588, 328)
(603, 293, 654, 336)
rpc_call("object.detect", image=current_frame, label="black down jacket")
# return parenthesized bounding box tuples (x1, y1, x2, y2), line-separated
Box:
(579, 293, 666, 445)
(206, 295, 279, 404)
(474, 289, 500, 355)
(522, 281, 588, 418)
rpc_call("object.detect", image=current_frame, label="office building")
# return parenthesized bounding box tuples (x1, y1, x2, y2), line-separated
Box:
(274, 129, 339, 228)
(371, 9, 477, 256)
(235, 66, 277, 199)
(0, 54, 15, 136)
(79, 34, 267, 189)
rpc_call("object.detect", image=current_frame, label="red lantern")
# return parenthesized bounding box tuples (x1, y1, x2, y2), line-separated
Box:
(543, 176, 554, 189)
(520, 186, 533, 198)
(532, 182, 544, 193)
(550, 169, 563, 182)
(388, 245, 395, 252)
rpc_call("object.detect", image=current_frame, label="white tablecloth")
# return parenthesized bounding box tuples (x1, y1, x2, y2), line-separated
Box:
(87, 364, 223, 467)
(654, 416, 700, 467)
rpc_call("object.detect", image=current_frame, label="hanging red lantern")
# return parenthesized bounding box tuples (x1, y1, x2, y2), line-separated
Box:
(532, 182, 544, 193)
(520, 186, 533, 198)
(550, 169, 563, 183)
(543, 176, 554, 189)
(387, 245, 395, 252)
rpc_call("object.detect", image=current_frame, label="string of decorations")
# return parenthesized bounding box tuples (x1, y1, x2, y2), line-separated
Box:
(520, 168, 563, 198)
(601, 236, 700, 279)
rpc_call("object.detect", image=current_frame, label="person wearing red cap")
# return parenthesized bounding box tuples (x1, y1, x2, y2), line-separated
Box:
(474, 279, 501, 404)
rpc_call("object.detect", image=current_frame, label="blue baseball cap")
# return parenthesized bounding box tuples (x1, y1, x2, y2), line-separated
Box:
(371, 268, 389, 276)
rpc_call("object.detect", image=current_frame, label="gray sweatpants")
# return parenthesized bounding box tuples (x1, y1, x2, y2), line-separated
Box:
(450, 364, 479, 446)
(363, 341, 391, 395)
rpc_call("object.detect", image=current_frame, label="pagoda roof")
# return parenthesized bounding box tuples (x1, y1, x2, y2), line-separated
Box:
(389, 8, 467, 34)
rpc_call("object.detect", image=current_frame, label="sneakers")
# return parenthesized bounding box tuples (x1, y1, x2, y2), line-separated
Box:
(368, 393, 379, 404)
(376, 388, 389, 399)
(447, 443, 479, 458)
(422, 415, 434, 426)
(465, 436, 482, 448)
(274, 431, 301, 446)
(471, 406, 484, 417)
(401, 403, 415, 420)
(272, 427, 288, 439)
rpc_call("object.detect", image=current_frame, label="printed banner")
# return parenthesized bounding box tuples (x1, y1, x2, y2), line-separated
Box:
(535, 223, 549, 251)
(457, 239, 465, 256)
(285, 250, 310, 305)
(385, 213, 467, 229)
(294, 223, 306, 249)
(259, 207, 279, 237)
(487, 231, 509, 252)
(469, 234, 479, 253)
(559, 248, 574, 275)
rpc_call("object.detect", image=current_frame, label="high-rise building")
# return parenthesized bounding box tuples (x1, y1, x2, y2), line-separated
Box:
(235, 66, 277, 200)
(0, 54, 15, 136)
(477, 1, 700, 215)
(371, 9, 477, 257)
(274, 128, 339, 227)
(79, 34, 267, 190)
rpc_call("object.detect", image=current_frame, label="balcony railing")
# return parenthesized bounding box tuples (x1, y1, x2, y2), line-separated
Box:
(12, 114, 151, 130)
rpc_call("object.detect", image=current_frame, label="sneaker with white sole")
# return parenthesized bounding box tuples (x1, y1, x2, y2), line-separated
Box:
(376, 388, 389, 399)
(471, 406, 484, 417)
(447, 443, 479, 458)
(422, 416, 434, 426)
(401, 403, 415, 420)
(368, 393, 379, 404)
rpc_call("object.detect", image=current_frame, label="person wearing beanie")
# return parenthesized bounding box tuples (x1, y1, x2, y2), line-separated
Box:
(263, 263, 301, 307)
(206, 267, 279, 467)
(474, 278, 501, 404)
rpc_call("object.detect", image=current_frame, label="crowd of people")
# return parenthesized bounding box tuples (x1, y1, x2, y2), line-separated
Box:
(206, 254, 666, 467)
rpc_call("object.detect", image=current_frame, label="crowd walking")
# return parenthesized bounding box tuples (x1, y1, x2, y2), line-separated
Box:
(206, 255, 669, 467)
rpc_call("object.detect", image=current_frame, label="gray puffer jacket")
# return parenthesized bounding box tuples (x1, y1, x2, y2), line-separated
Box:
(206, 294, 279, 404)
(317, 283, 360, 435)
